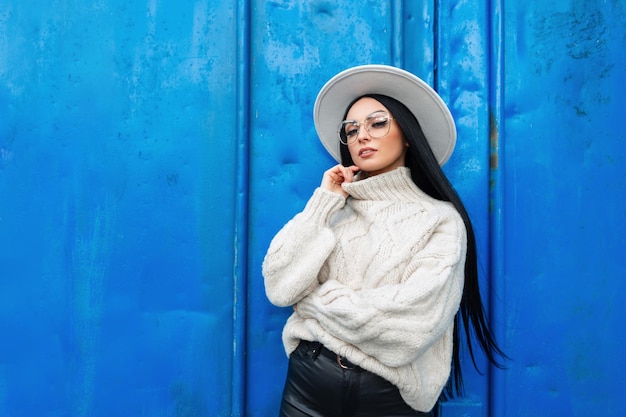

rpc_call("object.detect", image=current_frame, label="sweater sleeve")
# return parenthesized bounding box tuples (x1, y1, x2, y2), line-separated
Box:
(295, 210, 467, 367)
(262, 188, 346, 307)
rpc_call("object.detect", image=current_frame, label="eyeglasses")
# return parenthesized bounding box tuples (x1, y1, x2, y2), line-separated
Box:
(338, 111, 395, 145)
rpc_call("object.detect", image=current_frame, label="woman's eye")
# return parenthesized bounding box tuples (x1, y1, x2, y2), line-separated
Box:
(346, 128, 358, 137)
(371, 119, 389, 129)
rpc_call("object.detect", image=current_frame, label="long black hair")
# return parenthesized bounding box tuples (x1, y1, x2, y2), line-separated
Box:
(339, 94, 507, 397)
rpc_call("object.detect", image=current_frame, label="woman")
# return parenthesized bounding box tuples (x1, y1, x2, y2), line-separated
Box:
(263, 65, 506, 416)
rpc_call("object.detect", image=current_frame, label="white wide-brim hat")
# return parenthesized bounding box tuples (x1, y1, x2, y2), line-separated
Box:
(313, 64, 456, 166)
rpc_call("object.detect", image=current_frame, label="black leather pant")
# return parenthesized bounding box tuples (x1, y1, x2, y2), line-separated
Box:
(279, 340, 434, 417)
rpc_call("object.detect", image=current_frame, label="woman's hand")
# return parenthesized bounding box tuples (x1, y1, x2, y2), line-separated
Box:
(321, 164, 360, 198)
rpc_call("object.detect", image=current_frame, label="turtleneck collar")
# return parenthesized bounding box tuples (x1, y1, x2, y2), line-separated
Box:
(342, 167, 431, 203)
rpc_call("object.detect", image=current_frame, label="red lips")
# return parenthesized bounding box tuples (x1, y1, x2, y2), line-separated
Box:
(358, 147, 377, 157)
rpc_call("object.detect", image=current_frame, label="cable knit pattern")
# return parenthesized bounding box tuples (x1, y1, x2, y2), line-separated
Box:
(262, 167, 466, 412)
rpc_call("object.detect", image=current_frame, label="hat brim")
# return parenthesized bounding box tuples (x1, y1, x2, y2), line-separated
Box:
(313, 65, 456, 166)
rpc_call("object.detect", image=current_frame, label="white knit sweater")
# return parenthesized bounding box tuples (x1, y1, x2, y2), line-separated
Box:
(262, 167, 466, 412)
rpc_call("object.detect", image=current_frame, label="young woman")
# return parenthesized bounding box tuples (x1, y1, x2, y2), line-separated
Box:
(263, 65, 506, 417)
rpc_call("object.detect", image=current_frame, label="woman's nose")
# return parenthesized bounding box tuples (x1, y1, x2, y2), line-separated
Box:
(356, 124, 371, 142)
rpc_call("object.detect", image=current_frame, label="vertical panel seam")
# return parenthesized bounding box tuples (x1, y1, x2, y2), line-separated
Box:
(488, 0, 506, 415)
(391, 0, 404, 67)
(233, 0, 251, 415)
(433, 0, 439, 86)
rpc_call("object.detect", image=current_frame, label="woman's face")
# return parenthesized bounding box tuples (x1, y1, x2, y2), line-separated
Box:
(344, 97, 407, 176)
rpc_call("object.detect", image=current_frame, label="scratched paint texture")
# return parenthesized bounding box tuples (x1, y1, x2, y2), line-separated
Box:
(0, 1, 237, 415)
(494, 1, 626, 416)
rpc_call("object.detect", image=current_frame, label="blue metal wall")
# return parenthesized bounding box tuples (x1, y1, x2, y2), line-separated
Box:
(0, 1, 240, 415)
(491, 1, 626, 416)
(0, 1, 624, 416)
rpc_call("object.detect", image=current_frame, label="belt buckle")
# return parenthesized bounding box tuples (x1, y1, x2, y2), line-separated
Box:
(336, 354, 355, 370)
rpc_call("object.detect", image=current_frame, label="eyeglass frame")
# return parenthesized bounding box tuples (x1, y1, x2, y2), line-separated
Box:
(337, 111, 395, 145)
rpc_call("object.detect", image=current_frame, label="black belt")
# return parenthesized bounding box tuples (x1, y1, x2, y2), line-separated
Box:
(299, 340, 361, 370)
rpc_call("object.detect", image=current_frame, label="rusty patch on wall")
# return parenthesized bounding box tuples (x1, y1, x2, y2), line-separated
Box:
(490, 110, 499, 170)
